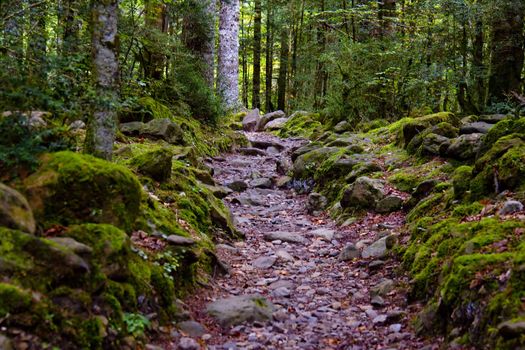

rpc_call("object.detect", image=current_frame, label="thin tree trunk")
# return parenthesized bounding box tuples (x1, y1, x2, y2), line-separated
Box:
(277, 25, 289, 112)
(27, 0, 47, 84)
(241, 9, 248, 106)
(472, 18, 484, 107)
(202, 0, 216, 88)
(252, 0, 262, 109)
(2, 0, 24, 60)
(218, 0, 240, 110)
(264, 0, 273, 112)
(144, 0, 166, 80)
(85, 0, 119, 160)
(488, 1, 525, 102)
(62, 0, 82, 54)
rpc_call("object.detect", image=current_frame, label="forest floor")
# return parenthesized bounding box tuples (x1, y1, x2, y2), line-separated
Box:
(177, 132, 443, 350)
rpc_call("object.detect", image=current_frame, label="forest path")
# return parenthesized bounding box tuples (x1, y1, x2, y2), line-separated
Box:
(183, 132, 437, 350)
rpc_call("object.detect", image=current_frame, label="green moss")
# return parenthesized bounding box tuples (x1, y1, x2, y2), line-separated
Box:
(389, 171, 420, 192)
(452, 165, 473, 200)
(150, 265, 177, 318)
(451, 202, 483, 218)
(0, 282, 32, 316)
(66, 224, 129, 258)
(130, 148, 173, 182)
(480, 117, 525, 155)
(276, 111, 323, 139)
(23, 151, 142, 232)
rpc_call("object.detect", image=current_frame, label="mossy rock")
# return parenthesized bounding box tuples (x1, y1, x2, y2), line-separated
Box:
(293, 147, 341, 179)
(0, 282, 32, 317)
(23, 151, 142, 232)
(0, 183, 36, 234)
(471, 135, 525, 199)
(276, 111, 323, 139)
(452, 166, 473, 200)
(398, 112, 458, 148)
(479, 117, 525, 156)
(131, 148, 173, 182)
(406, 122, 458, 154)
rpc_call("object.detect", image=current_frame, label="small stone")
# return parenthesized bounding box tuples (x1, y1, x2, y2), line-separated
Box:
(227, 180, 248, 192)
(311, 228, 335, 241)
(368, 260, 385, 270)
(0, 334, 13, 350)
(338, 243, 360, 261)
(362, 236, 396, 259)
(370, 279, 395, 298)
(331, 302, 342, 310)
(389, 324, 402, 333)
(263, 231, 306, 244)
(178, 337, 200, 350)
(167, 235, 196, 246)
(177, 320, 207, 337)
(499, 200, 524, 215)
(498, 320, 525, 338)
(206, 295, 275, 327)
(249, 178, 273, 189)
(275, 249, 294, 262)
(372, 314, 388, 324)
(371, 295, 385, 307)
(70, 120, 86, 130)
(252, 256, 277, 269)
(272, 287, 291, 298)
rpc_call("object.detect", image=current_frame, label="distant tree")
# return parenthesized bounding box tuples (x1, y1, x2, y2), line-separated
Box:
(218, 0, 240, 110)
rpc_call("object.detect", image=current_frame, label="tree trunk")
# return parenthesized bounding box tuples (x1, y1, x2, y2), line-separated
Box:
(2, 0, 24, 60)
(85, 0, 119, 160)
(252, 0, 262, 109)
(488, 1, 525, 102)
(218, 0, 240, 110)
(264, 0, 274, 112)
(182, 0, 216, 88)
(241, 9, 248, 106)
(277, 25, 289, 112)
(62, 0, 82, 54)
(472, 18, 484, 107)
(27, 0, 47, 84)
(144, 0, 166, 80)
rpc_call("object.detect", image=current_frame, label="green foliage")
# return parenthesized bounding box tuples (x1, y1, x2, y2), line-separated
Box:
(0, 115, 75, 176)
(123, 313, 151, 337)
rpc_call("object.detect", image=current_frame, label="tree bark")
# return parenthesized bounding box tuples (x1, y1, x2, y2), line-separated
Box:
(264, 0, 274, 112)
(202, 0, 216, 88)
(218, 0, 240, 110)
(252, 0, 262, 109)
(62, 0, 82, 54)
(488, 1, 525, 102)
(277, 25, 289, 112)
(85, 0, 120, 160)
(144, 0, 166, 80)
(27, 0, 47, 84)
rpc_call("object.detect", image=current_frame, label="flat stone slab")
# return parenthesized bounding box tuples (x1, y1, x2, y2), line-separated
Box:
(263, 231, 307, 244)
(206, 294, 275, 327)
(166, 235, 196, 246)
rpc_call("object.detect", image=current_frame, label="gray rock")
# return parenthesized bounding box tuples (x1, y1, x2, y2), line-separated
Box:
(206, 295, 275, 327)
(238, 147, 267, 157)
(375, 195, 404, 213)
(0, 183, 36, 234)
(264, 117, 288, 130)
(421, 133, 451, 156)
(372, 314, 388, 324)
(49, 237, 93, 255)
(272, 287, 291, 298)
(120, 118, 184, 144)
(293, 147, 341, 178)
(242, 109, 261, 131)
(498, 320, 525, 338)
(29, 115, 48, 129)
(167, 235, 196, 246)
(232, 194, 266, 207)
(178, 337, 200, 350)
(249, 139, 285, 151)
(499, 200, 524, 215)
(249, 178, 272, 189)
(275, 176, 292, 188)
(255, 110, 286, 131)
(338, 243, 360, 261)
(263, 231, 307, 244)
(389, 324, 402, 333)
(341, 177, 385, 209)
(479, 114, 507, 123)
(307, 193, 328, 215)
(460, 121, 494, 134)
(371, 295, 385, 307)
(203, 184, 233, 199)
(276, 158, 293, 175)
(252, 256, 277, 269)
(70, 120, 86, 130)
(334, 120, 352, 133)
(362, 236, 396, 259)
(227, 180, 248, 192)
(310, 228, 335, 241)
(275, 249, 294, 262)
(446, 133, 483, 160)
(177, 320, 207, 337)
(371, 278, 395, 297)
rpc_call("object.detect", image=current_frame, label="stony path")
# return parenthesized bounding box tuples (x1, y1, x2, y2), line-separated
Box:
(183, 132, 439, 350)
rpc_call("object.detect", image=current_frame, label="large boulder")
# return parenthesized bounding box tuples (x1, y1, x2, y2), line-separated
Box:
(446, 133, 483, 160)
(341, 177, 385, 209)
(23, 151, 142, 231)
(131, 148, 173, 182)
(264, 117, 288, 131)
(478, 117, 525, 156)
(256, 110, 285, 131)
(293, 147, 340, 179)
(242, 109, 261, 131)
(120, 118, 184, 144)
(460, 122, 494, 135)
(206, 295, 275, 327)
(0, 183, 36, 234)
(398, 112, 458, 147)
(420, 133, 451, 156)
(470, 135, 525, 199)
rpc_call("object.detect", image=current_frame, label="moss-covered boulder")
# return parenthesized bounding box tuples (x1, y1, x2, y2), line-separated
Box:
(471, 135, 525, 199)
(293, 147, 341, 179)
(0, 183, 35, 234)
(452, 165, 473, 200)
(398, 112, 458, 147)
(120, 118, 184, 145)
(276, 111, 323, 139)
(446, 133, 483, 160)
(23, 151, 142, 231)
(340, 176, 385, 210)
(131, 148, 173, 182)
(478, 117, 525, 156)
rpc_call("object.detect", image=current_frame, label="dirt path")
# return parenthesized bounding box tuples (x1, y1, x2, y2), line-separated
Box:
(184, 132, 439, 350)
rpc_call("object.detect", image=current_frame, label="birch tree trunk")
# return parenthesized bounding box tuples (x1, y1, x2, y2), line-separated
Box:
(202, 0, 216, 88)
(218, 0, 240, 110)
(85, 0, 119, 160)
(251, 0, 262, 109)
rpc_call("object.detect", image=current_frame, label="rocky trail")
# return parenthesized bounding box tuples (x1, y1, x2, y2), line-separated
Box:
(176, 132, 441, 350)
